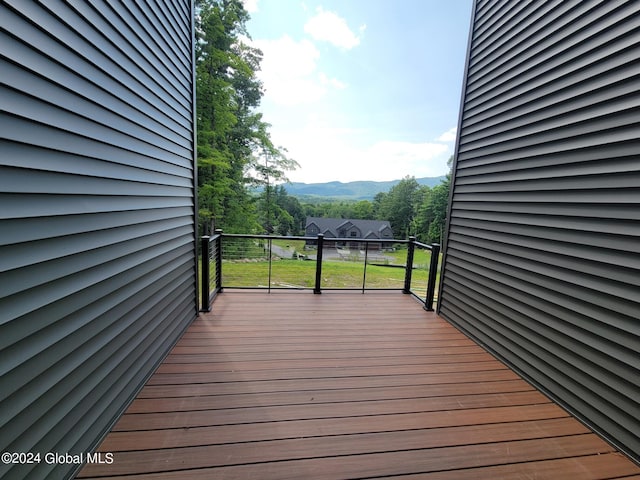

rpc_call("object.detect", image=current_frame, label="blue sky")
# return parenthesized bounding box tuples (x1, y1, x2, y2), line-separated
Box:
(242, 0, 473, 183)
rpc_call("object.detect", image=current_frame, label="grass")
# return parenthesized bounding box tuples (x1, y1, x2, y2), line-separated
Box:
(271, 238, 308, 252)
(221, 258, 407, 289)
(219, 249, 439, 296)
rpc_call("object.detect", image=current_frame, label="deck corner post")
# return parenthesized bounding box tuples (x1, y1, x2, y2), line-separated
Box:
(200, 235, 211, 311)
(403, 236, 416, 294)
(314, 233, 324, 294)
(215, 229, 223, 293)
(424, 243, 440, 311)
(362, 241, 369, 293)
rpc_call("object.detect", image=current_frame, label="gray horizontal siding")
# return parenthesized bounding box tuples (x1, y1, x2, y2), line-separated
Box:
(439, 0, 640, 463)
(0, 1, 196, 479)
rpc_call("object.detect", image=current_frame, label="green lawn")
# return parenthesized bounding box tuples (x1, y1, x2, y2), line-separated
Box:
(219, 253, 438, 296)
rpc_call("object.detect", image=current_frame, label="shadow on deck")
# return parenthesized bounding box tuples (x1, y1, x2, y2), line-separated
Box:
(77, 291, 640, 479)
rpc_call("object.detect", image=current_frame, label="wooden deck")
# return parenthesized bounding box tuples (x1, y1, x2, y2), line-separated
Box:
(77, 291, 640, 479)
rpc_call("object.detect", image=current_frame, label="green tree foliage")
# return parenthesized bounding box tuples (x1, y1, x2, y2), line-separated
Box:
(376, 176, 421, 239)
(253, 147, 299, 233)
(269, 172, 450, 242)
(257, 185, 305, 235)
(281, 162, 452, 243)
(351, 200, 374, 219)
(301, 199, 373, 220)
(195, 0, 296, 234)
(414, 175, 450, 243)
(414, 156, 453, 243)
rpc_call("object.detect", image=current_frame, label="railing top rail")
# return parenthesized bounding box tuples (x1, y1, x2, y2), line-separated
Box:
(206, 233, 438, 250)
(218, 232, 411, 245)
(317, 236, 408, 244)
(413, 240, 437, 250)
(221, 233, 312, 241)
(206, 233, 222, 243)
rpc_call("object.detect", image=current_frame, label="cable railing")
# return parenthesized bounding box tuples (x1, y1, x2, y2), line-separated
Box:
(200, 231, 440, 312)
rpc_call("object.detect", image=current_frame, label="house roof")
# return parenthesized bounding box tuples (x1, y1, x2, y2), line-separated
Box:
(305, 217, 392, 239)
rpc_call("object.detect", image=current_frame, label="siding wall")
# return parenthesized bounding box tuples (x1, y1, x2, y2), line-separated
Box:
(439, 0, 640, 463)
(0, 2, 197, 479)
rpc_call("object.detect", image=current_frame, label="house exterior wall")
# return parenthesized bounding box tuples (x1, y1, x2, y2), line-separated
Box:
(0, 2, 197, 479)
(439, 0, 640, 463)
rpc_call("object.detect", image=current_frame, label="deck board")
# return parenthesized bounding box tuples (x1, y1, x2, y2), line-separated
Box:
(77, 291, 640, 479)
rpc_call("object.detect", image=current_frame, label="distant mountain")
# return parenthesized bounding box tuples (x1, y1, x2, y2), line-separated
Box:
(277, 176, 447, 201)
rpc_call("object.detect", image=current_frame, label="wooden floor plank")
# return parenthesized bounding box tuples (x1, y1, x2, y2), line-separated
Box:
(168, 343, 484, 355)
(109, 403, 569, 444)
(137, 369, 522, 397)
(79, 436, 622, 479)
(158, 353, 495, 372)
(99, 416, 577, 452)
(136, 377, 531, 399)
(113, 394, 557, 431)
(147, 362, 509, 385)
(76, 292, 640, 479)
(161, 350, 488, 364)
(126, 380, 536, 413)
(83, 424, 594, 476)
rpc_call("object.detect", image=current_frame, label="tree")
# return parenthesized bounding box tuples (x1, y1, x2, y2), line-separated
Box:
(415, 178, 449, 243)
(377, 176, 421, 238)
(351, 200, 374, 219)
(256, 185, 305, 235)
(414, 156, 453, 243)
(195, 0, 296, 234)
(278, 192, 306, 234)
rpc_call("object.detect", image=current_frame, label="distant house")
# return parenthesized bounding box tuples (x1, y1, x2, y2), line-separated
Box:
(305, 217, 394, 250)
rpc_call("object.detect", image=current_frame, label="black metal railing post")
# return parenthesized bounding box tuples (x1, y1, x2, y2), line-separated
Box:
(403, 236, 415, 294)
(314, 233, 324, 294)
(215, 229, 223, 293)
(362, 241, 369, 293)
(267, 236, 273, 293)
(424, 243, 440, 311)
(200, 236, 211, 312)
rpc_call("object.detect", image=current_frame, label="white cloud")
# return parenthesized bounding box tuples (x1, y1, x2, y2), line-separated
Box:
(244, 7, 357, 107)
(250, 35, 348, 106)
(437, 127, 457, 142)
(251, 35, 324, 105)
(304, 7, 364, 49)
(242, 0, 259, 13)
(363, 141, 450, 179)
(274, 121, 451, 183)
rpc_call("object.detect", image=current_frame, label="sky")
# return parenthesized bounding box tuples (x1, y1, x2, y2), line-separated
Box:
(242, 0, 473, 183)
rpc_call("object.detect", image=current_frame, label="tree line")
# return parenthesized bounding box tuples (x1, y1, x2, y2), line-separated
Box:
(263, 172, 451, 244)
(195, 0, 451, 244)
